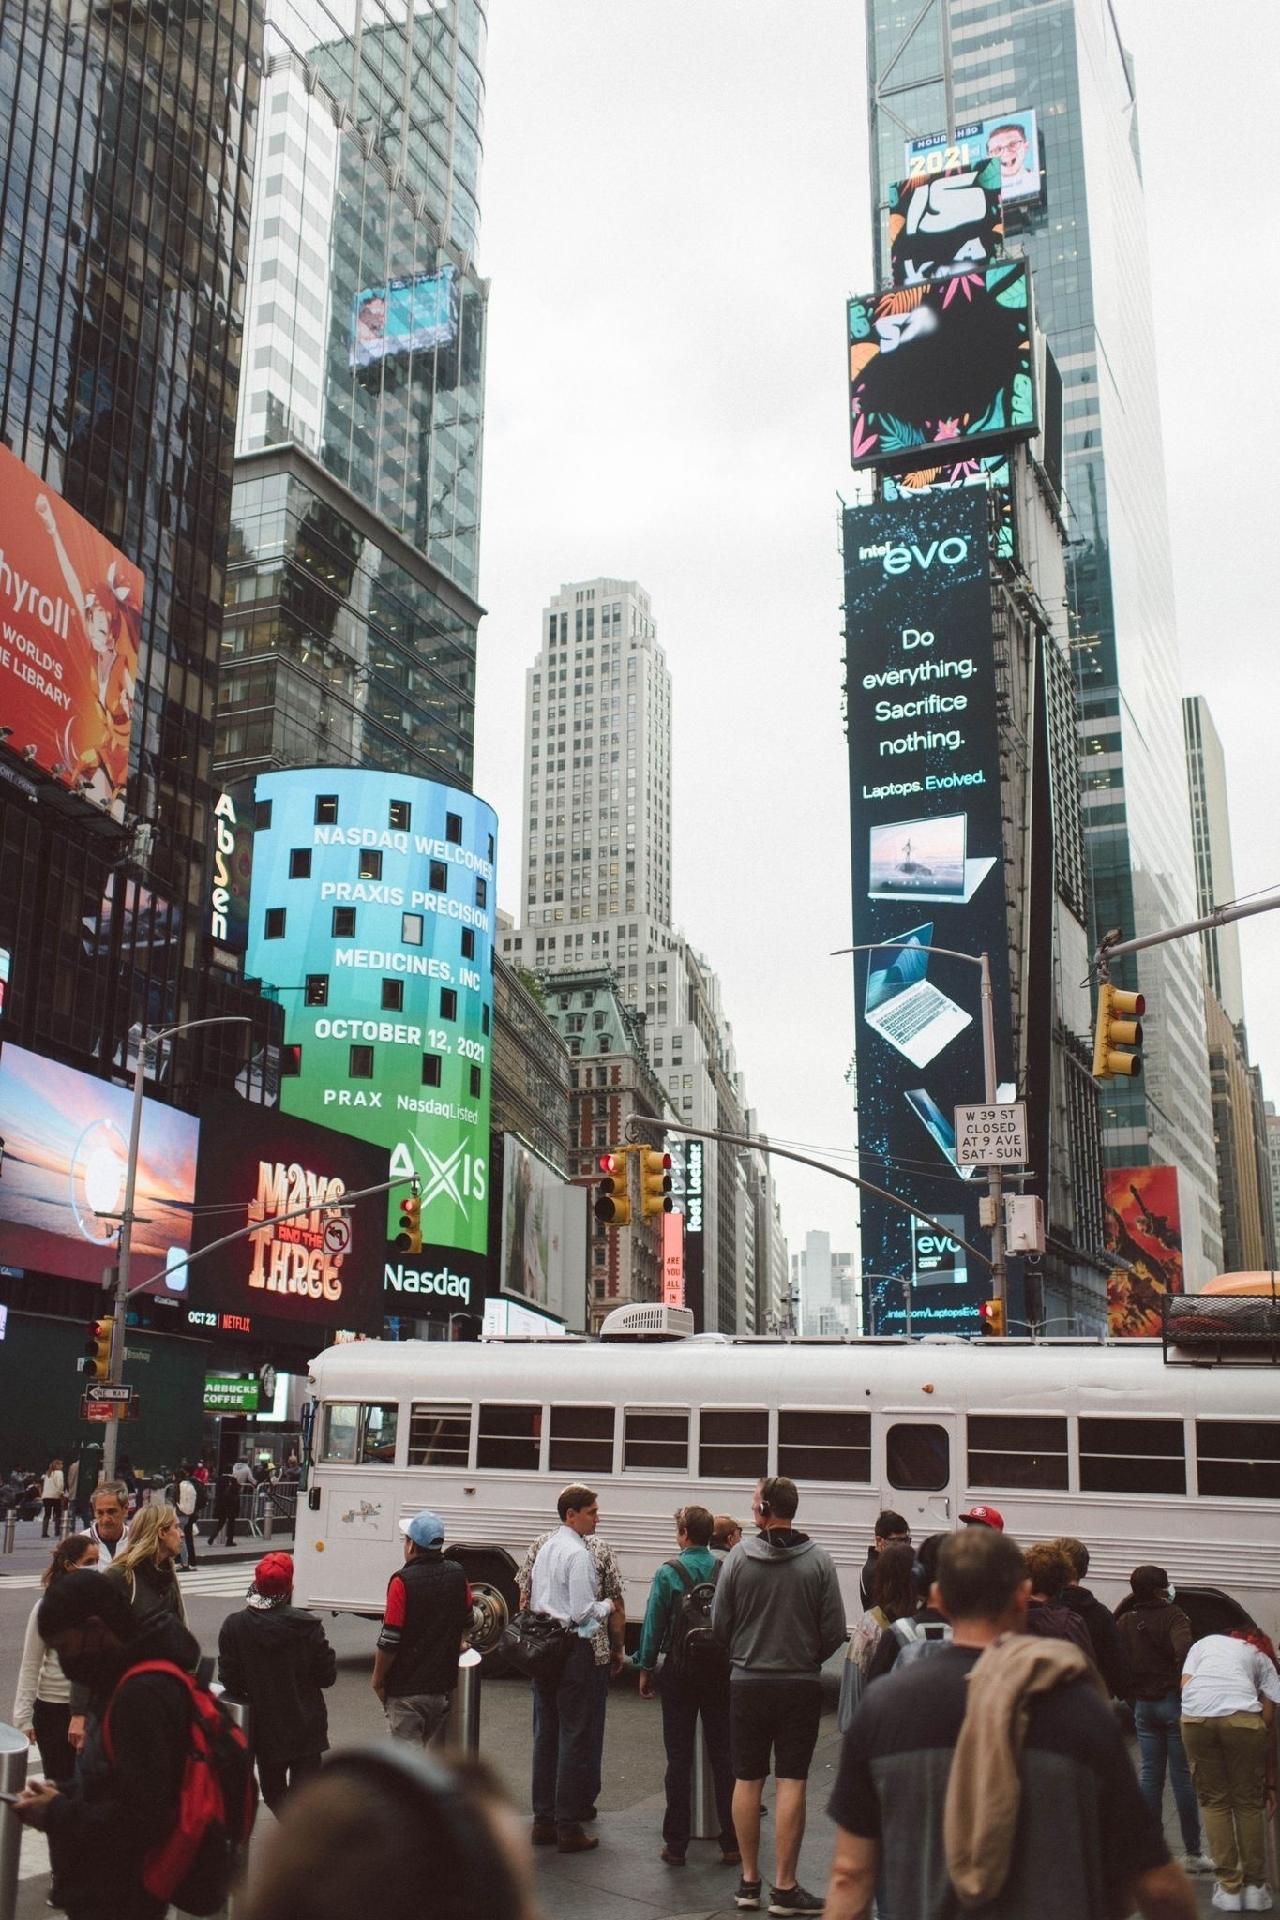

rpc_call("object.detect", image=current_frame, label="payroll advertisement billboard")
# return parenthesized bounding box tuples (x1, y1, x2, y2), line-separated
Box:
(244, 769, 497, 1318)
(843, 491, 1016, 1334)
(0, 444, 144, 819)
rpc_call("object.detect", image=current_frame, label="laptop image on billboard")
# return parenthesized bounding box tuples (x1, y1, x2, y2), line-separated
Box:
(868, 812, 995, 904)
(864, 922, 972, 1068)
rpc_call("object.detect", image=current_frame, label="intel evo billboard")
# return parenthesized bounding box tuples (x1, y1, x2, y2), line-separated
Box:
(244, 769, 497, 1311)
(843, 491, 1016, 1334)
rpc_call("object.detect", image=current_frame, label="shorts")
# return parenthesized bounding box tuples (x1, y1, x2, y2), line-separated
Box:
(729, 1675, 822, 1781)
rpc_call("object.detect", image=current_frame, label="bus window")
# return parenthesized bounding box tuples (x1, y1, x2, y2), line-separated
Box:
(1078, 1417, 1185, 1495)
(778, 1409, 871, 1483)
(624, 1409, 688, 1473)
(886, 1423, 950, 1492)
(1196, 1420, 1280, 1499)
(409, 1403, 471, 1469)
(322, 1403, 359, 1463)
(699, 1409, 767, 1481)
(968, 1415, 1069, 1491)
(321, 1402, 397, 1464)
(549, 1405, 615, 1477)
(476, 1403, 541, 1471)
(362, 1404, 398, 1464)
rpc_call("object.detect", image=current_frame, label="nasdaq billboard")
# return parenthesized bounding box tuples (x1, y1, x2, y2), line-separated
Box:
(843, 491, 1015, 1334)
(244, 769, 497, 1309)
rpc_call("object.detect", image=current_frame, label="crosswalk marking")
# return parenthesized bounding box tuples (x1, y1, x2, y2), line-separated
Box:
(0, 1565, 256, 1597)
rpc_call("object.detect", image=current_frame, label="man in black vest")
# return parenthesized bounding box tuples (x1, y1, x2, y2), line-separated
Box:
(372, 1509, 471, 1747)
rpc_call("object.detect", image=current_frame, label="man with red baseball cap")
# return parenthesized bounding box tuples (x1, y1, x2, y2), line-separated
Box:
(959, 1505, 1004, 1531)
(217, 1551, 336, 1812)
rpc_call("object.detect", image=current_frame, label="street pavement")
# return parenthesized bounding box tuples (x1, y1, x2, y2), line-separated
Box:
(0, 1520, 1229, 1917)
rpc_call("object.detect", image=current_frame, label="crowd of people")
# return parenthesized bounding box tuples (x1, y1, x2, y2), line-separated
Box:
(7, 1472, 1279, 1919)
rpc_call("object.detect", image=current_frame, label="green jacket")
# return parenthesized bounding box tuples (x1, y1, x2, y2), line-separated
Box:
(635, 1546, 719, 1671)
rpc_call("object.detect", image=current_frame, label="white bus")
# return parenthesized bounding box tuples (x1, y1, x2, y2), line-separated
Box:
(293, 1326, 1280, 1641)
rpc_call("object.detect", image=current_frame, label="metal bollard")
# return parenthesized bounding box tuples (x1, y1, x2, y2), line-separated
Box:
(262, 1502, 274, 1541)
(0, 1722, 31, 1920)
(690, 1727, 719, 1840)
(2, 1513, 15, 1555)
(210, 1689, 251, 1920)
(446, 1649, 483, 1755)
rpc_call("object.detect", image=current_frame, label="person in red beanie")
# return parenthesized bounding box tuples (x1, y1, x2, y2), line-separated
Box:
(218, 1552, 336, 1812)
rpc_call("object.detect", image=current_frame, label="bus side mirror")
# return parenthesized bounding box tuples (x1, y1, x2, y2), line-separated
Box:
(308, 1486, 321, 1511)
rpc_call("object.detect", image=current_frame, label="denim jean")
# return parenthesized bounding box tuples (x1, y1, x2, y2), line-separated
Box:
(532, 1638, 596, 1831)
(657, 1671, 736, 1857)
(1134, 1690, 1201, 1852)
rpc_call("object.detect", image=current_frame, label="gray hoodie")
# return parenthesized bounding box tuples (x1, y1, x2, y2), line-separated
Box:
(711, 1528, 847, 1678)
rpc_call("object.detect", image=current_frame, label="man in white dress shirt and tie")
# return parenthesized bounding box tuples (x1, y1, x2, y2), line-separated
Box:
(528, 1483, 616, 1853)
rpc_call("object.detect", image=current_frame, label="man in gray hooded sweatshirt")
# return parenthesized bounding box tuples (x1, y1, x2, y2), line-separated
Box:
(711, 1475, 846, 1916)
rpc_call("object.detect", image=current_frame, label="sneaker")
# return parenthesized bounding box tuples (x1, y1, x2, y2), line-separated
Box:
(1182, 1853, 1215, 1875)
(1213, 1890, 1244, 1914)
(735, 1881, 763, 1911)
(769, 1886, 825, 1917)
(1243, 1891, 1274, 1913)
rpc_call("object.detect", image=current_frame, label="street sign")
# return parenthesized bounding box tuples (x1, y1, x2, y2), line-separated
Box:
(84, 1383, 134, 1404)
(80, 1396, 136, 1422)
(322, 1213, 352, 1256)
(954, 1101, 1028, 1166)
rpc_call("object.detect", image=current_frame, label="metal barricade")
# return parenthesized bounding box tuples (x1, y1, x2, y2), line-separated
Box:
(0, 1723, 30, 1920)
(237, 1482, 298, 1541)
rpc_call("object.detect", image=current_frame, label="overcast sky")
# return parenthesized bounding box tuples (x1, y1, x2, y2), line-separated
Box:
(472, 1, 1280, 1268)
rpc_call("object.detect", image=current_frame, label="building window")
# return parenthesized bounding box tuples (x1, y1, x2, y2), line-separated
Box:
(422, 1054, 443, 1087)
(777, 1410, 871, 1483)
(358, 849, 383, 881)
(402, 913, 424, 946)
(349, 1045, 374, 1078)
(481, 1005, 490, 1035)
(389, 799, 412, 831)
(332, 907, 356, 937)
(255, 799, 273, 831)
(441, 988, 458, 1021)
(281, 1045, 302, 1077)
(315, 795, 339, 824)
(469, 1064, 482, 1098)
(289, 848, 311, 879)
(445, 811, 463, 845)
(461, 930, 475, 960)
(304, 974, 328, 1007)
(381, 979, 404, 1011)
(475, 877, 487, 908)
(264, 907, 286, 939)
(1078, 1417, 1185, 1495)
(429, 860, 448, 892)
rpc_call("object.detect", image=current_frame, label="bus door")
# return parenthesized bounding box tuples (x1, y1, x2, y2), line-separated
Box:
(879, 1413, 959, 1537)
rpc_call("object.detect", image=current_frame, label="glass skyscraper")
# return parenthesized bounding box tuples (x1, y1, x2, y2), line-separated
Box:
(864, 0, 1221, 1284)
(216, 0, 488, 790)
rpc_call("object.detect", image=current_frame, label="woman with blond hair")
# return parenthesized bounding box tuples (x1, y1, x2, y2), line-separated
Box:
(104, 1501, 187, 1630)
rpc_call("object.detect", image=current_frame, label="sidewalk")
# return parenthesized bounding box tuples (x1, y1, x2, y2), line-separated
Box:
(0, 1517, 292, 1577)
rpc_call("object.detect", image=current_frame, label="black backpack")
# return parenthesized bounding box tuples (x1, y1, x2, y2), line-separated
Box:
(663, 1560, 730, 1683)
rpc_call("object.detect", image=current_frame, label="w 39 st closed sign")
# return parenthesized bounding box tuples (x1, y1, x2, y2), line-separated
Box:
(954, 1102, 1027, 1166)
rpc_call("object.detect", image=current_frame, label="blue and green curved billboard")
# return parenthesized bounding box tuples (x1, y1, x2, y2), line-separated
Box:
(245, 769, 497, 1312)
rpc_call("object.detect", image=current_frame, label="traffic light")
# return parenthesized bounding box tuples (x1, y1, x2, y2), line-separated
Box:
(396, 1190, 422, 1253)
(1092, 982, 1145, 1080)
(977, 1298, 1005, 1338)
(594, 1151, 631, 1228)
(80, 1316, 114, 1380)
(639, 1148, 674, 1219)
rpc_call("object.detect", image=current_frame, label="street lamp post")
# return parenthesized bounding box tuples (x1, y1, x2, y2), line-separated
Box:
(863, 1273, 913, 1339)
(100, 1016, 251, 1481)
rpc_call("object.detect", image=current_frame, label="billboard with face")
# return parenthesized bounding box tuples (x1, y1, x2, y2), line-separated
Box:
(0, 445, 144, 819)
(349, 266, 458, 369)
(905, 110, 1042, 208)
(1105, 1164, 1184, 1337)
(889, 158, 1003, 286)
(843, 492, 1016, 1335)
(848, 262, 1036, 470)
(0, 1041, 197, 1288)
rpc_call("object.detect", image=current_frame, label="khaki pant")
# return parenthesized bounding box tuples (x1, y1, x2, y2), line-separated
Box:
(1181, 1711, 1269, 1893)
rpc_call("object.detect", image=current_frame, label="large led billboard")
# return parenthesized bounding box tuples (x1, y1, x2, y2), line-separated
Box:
(848, 261, 1035, 470)
(905, 111, 1043, 209)
(0, 1041, 197, 1288)
(889, 158, 1003, 286)
(881, 454, 1014, 562)
(0, 444, 144, 819)
(188, 1095, 390, 1339)
(349, 266, 458, 370)
(843, 492, 1016, 1335)
(498, 1135, 588, 1330)
(244, 769, 497, 1312)
(1105, 1164, 1184, 1337)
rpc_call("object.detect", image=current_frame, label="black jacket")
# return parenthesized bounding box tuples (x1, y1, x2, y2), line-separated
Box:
(1062, 1583, 1129, 1698)
(44, 1614, 201, 1920)
(1115, 1597, 1192, 1701)
(858, 1546, 879, 1611)
(377, 1550, 470, 1697)
(218, 1603, 336, 1763)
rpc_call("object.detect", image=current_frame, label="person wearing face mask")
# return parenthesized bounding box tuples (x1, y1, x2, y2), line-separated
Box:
(1116, 1566, 1210, 1876)
(11, 1569, 203, 1920)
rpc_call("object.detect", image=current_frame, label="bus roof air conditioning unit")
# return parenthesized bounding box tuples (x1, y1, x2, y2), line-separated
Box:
(599, 1303, 695, 1341)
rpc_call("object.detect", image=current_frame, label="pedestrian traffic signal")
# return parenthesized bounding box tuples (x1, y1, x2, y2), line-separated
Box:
(594, 1152, 631, 1228)
(80, 1317, 114, 1380)
(1092, 982, 1145, 1080)
(396, 1191, 422, 1253)
(639, 1148, 674, 1219)
(977, 1298, 1005, 1338)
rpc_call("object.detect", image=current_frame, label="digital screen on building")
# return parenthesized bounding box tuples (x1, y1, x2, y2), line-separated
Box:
(905, 110, 1042, 208)
(0, 444, 144, 820)
(680, 1139, 705, 1328)
(843, 492, 1016, 1335)
(889, 158, 1003, 286)
(208, 789, 253, 957)
(881, 455, 1014, 561)
(243, 769, 498, 1312)
(1105, 1164, 1184, 1337)
(349, 266, 458, 369)
(849, 261, 1035, 471)
(499, 1135, 587, 1330)
(0, 1040, 197, 1289)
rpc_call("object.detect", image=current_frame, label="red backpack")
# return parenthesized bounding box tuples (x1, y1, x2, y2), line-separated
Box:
(103, 1660, 257, 1916)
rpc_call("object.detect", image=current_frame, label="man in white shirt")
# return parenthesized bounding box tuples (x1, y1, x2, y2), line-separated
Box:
(1180, 1632, 1280, 1910)
(527, 1483, 615, 1855)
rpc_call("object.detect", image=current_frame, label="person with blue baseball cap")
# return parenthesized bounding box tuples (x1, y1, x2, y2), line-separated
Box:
(372, 1510, 472, 1748)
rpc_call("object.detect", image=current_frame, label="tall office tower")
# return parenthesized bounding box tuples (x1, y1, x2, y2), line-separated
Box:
(865, 0, 1221, 1288)
(216, 0, 487, 790)
(1266, 1105, 1280, 1266)
(501, 577, 775, 1330)
(792, 1232, 856, 1337)
(0, 6, 277, 1095)
(1183, 698, 1246, 1025)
